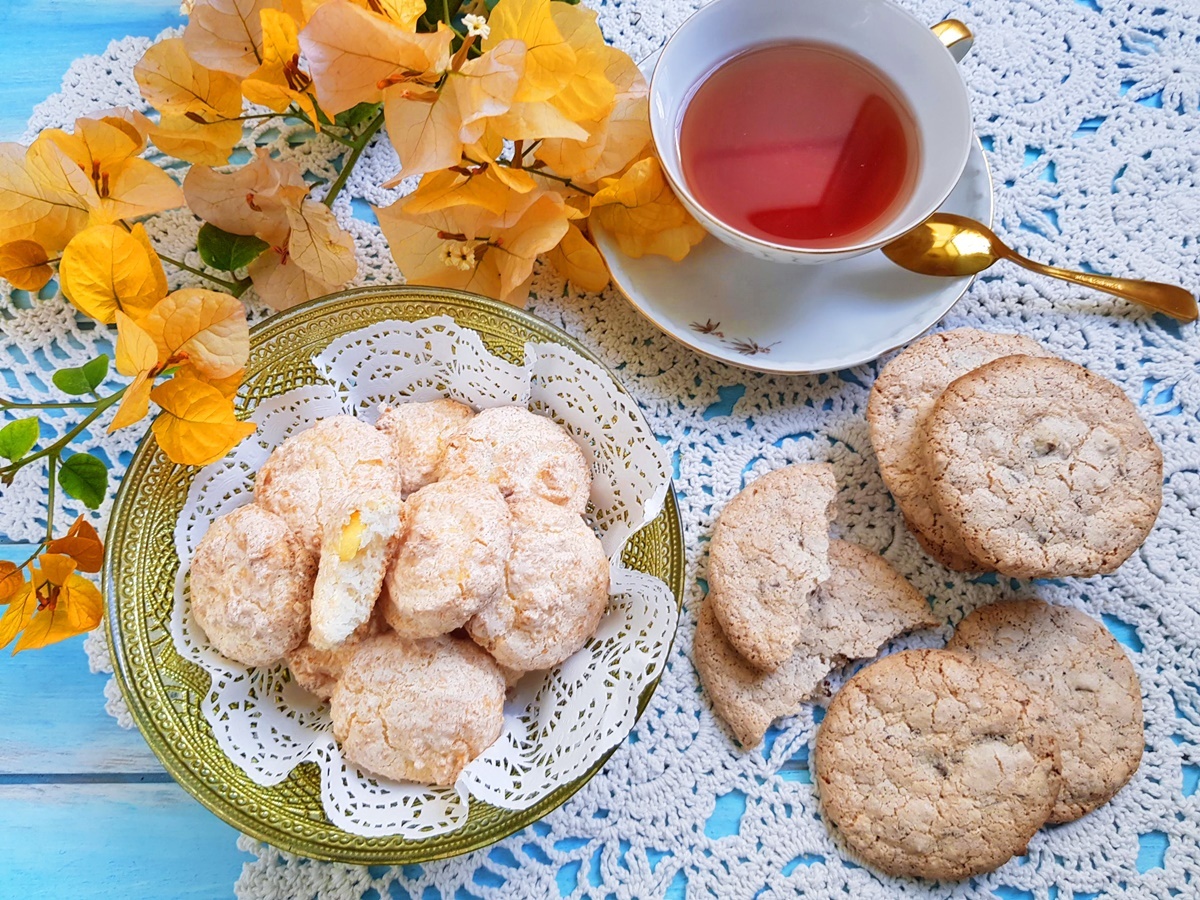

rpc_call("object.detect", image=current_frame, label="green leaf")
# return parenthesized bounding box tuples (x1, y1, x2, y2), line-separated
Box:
(196, 224, 270, 272)
(58, 452, 109, 510)
(53, 355, 110, 396)
(335, 102, 381, 130)
(0, 418, 40, 461)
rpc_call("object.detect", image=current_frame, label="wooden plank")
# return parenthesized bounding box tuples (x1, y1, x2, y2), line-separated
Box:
(0, 633, 165, 774)
(0, 782, 247, 897)
(0, 0, 184, 141)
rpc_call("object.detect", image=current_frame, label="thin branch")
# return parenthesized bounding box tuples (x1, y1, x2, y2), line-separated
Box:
(323, 110, 387, 208)
(0, 398, 99, 410)
(157, 253, 244, 292)
(45, 455, 56, 542)
(0, 389, 125, 479)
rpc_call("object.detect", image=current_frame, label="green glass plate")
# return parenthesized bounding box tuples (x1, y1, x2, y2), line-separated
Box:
(104, 285, 686, 864)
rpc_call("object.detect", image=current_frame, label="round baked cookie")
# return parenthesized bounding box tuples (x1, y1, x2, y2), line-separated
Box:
(947, 599, 1143, 823)
(287, 607, 387, 701)
(708, 463, 837, 671)
(383, 478, 512, 638)
(815, 649, 1061, 881)
(925, 355, 1163, 578)
(190, 504, 316, 668)
(867, 329, 1052, 571)
(255, 415, 401, 553)
(798, 540, 940, 659)
(436, 406, 591, 512)
(375, 399, 474, 498)
(331, 632, 505, 786)
(466, 500, 609, 671)
(693, 600, 835, 748)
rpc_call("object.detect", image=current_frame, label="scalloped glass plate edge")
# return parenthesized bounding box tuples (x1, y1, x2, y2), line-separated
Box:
(104, 285, 687, 864)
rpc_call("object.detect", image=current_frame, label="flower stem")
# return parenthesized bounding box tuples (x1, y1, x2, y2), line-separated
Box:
(0, 389, 126, 479)
(323, 111, 387, 208)
(45, 455, 56, 542)
(157, 253, 244, 292)
(0, 397, 100, 410)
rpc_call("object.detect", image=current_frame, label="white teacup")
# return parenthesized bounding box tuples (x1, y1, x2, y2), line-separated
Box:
(650, 0, 975, 265)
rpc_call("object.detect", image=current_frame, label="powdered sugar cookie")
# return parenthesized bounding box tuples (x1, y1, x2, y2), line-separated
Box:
(331, 632, 505, 786)
(375, 399, 474, 498)
(286, 607, 387, 701)
(383, 478, 512, 638)
(190, 504, 316, 668)
(466, 500, 609, 671)
(255, 415, 401, 553)
(436, 406, 591, 512)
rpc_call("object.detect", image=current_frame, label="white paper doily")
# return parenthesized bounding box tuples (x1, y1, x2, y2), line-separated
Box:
(1, 0, 1197, 895)
(168, 316, 676, 838)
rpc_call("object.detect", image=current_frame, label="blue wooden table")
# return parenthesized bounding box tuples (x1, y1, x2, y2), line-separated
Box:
(0, 4, 250, 896)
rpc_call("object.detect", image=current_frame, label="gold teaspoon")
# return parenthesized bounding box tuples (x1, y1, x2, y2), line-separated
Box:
(882, 213, 1198, 323)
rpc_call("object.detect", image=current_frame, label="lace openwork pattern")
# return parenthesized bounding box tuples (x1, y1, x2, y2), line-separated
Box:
(4, 0, 1199, 895)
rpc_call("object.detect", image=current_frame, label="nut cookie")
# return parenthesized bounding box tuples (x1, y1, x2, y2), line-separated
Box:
(383, 478, 512, 638)
(310, 494, 403, 650)
(693, 600, 836, 748)
(375, 399, 474, 498)
(436, 406, 591, 512)
(708, 463, 837, 671)
(867, 329, 1051, 571)
(925, 356, 1163, 578)
(947, 599, 1143, 823)
(798, 540, 939, 660)
(331, 632, 505, 786)
(255, 415, 401, 553)
(815, 649, 1061, 881)
(191, 504, 317, 668)
(466, 499, 609, 671)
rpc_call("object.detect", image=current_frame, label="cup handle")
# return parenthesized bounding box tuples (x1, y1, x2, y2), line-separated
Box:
(931, 19, 974, 63)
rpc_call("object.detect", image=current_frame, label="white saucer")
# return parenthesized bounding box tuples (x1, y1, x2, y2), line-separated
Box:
(593, 55, 995, 374)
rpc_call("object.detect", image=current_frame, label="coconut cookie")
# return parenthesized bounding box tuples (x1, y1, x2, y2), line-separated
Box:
(925, 356, 1163, 578)
(375, 399, 474, 498)
(693, 601, 835, 748)
(255, 415, 402, 553)
(707, 463, 837, 671)
(286, 608, 388, 701)
(436, 406, 592, 512)
(867, 329, 1052, 571)
(947, 599, 1143, 823)
(331, 633, 506, 786)
(190, 504, 317, 668)
(383, 478, 512, 638)
(799, 540, 940, 659)
(815, 649, 1061, 881)
(467, 500, 609, 671)
(310, 494, 403, 650)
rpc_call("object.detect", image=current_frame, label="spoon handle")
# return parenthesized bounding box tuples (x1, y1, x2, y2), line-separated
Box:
(1005, 253, 1198, 323)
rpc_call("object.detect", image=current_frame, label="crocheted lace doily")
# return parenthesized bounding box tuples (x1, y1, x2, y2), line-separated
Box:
(4, 0, 1198, 896)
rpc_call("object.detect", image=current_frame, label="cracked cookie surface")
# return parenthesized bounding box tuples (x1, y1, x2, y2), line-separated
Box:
(815, 649, 1061, 880)
(191, 503, 316, 668)
(947, 599, 1143, 823)
(707, 463, 836, 671)
(331, 632, 505, 787)
(375, 399, 474, 499)
(867, 329, 1051, 571)
(436, 406, 591, 512)
(925, 355, 1162, 578)
(254, 415, 401, 554)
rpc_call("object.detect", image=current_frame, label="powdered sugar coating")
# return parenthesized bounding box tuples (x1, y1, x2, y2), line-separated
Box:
(376, 399, 475, 499)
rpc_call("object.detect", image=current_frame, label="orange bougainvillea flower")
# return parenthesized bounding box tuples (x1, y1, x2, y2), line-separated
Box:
(300, 0, 452, 115)
(45, 516, 105, 574)
(150, 373, 257, 467)
(58, 223, 169, 324)
(184, 148, 308, 245)
(590, 155, 706, 261)
(546, 222, 609, 293)
(183, 0, 280, 78)
(246, 198, 358, 309)
(135, 38, 245, 165)
(0, 554, 103, 654)
(242, 8, 320, 125)
(0, 240, 55, 291)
